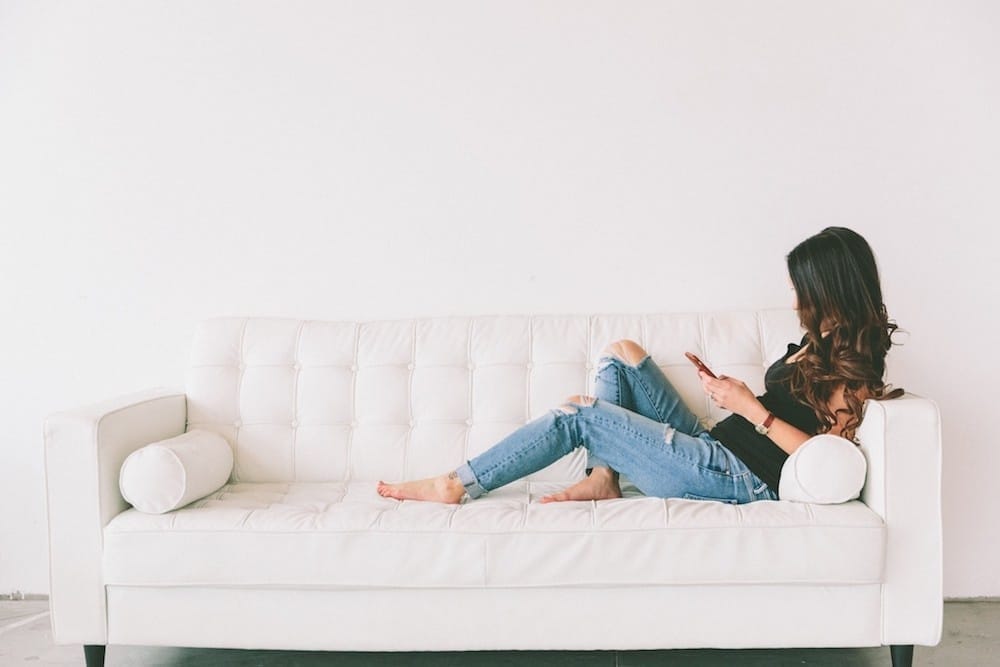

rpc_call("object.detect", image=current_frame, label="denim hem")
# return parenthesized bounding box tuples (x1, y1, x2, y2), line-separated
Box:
(455, 461, 488, 499)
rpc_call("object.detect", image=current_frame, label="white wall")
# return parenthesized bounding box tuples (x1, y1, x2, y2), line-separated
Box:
(1, 1, 996, 598)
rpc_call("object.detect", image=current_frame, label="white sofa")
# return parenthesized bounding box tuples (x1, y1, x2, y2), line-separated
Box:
(43, 309, 943, 666)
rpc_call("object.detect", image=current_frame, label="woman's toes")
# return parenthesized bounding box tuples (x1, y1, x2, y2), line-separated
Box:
(539, 491, 567, 503)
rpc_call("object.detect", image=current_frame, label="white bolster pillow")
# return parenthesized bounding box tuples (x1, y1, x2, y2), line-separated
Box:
(119, 429, 233, 514)
(778, 433, 867, 504)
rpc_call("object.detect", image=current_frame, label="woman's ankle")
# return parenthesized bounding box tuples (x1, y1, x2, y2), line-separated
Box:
(589, 466, 618, 480)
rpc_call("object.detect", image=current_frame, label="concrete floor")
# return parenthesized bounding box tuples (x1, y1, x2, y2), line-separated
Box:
(1, 599, 996, 666)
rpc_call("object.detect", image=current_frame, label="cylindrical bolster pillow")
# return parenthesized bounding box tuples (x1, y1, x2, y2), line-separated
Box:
(119, 429, 234, 514)
(778, 433, 867, 504)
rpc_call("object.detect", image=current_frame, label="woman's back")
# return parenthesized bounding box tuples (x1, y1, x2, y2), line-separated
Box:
(709, 333, 822, 492)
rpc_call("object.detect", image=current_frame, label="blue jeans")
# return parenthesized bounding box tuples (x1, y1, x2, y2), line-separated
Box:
(454, 352, 779, 504)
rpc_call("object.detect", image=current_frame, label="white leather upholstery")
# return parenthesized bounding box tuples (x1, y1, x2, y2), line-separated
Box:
(857, 393, 944, 647)
(43, 309, 944, 652)
(104, 584, 884, 650)
(43, 388, 187, 645)
(103, 481, 884, 588)
(119, 429, 233, 514)
(184, 309, 803, 483)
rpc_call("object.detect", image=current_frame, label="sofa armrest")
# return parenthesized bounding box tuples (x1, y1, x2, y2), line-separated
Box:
(856, 392, 943, 647)
(43, 387, 187, 645)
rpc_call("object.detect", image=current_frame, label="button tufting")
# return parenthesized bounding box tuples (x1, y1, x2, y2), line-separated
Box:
(234, 420, 242, 427)
(408, 419, 415, 427)
(291, 420, 299, 428)
(238, 363, 246, 371)
(350, 364, 358, 372)
(465, 418, 473, 425)
(407, 362, 414, 370)
(293, 363, 302, 370)
(467, 363, 475, 370)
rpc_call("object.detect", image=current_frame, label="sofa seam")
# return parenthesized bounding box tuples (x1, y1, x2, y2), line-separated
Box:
(698, 313, 711, 421)
(755, 310, 767, 368)
(879, 398, 888, 645)
(234, 319, 248, 483)
(291, 321, 306, 482)
(464, 319, 473, 467)
(401, 320, 416, 480)
(42, 418, 59, 636)
(105, 524, 886, 535)
(345, 322, 360, 484)
(525, 316, 533, 481)
(170, 447, 186, 512)
(104, 580, 884, 589)
(639, 316, 647, 364)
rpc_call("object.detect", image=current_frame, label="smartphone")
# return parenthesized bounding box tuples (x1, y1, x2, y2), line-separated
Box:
(684, 351, 717, 379)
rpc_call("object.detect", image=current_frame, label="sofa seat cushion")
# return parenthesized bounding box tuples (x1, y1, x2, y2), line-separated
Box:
(103, 481, 885, 588)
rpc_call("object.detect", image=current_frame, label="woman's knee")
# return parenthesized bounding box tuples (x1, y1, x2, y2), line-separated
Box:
(556, 394, 597, 414)
(600, 339, 648, 367)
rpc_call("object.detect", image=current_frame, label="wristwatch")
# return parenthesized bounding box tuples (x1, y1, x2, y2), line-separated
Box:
(755, 412, 776, 435)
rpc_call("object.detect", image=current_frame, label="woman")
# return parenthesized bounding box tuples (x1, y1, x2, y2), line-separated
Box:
(377, 226, 904, 505)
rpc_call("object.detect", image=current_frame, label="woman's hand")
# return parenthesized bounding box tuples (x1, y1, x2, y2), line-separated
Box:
(699, 371, 762, 420)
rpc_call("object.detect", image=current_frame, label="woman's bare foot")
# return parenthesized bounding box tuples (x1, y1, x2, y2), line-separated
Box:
(539, 468, 623, 503)
(377, 470, 466, 504)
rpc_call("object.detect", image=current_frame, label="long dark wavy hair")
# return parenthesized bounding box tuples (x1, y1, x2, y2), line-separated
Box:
(786, 226, 905, 442)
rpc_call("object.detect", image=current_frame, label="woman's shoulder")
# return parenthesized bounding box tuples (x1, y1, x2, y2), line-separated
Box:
(781, 333, 810, 365)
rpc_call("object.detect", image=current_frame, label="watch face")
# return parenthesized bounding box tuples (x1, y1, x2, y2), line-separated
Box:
(755, 425, 767, 435)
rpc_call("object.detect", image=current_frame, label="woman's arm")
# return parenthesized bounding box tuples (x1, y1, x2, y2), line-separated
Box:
(740, 400, 812, 455)
(699, 373, 860, 455)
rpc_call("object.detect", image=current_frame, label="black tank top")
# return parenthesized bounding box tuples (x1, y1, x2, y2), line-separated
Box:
(708, 333, 822, 491)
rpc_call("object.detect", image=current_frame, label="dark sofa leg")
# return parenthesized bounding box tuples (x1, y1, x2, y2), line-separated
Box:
(890, 644, 913, 667)
(84, 644, 106, 667)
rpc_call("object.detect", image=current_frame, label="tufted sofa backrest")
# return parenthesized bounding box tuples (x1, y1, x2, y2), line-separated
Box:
(184, 309, 804, 484)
